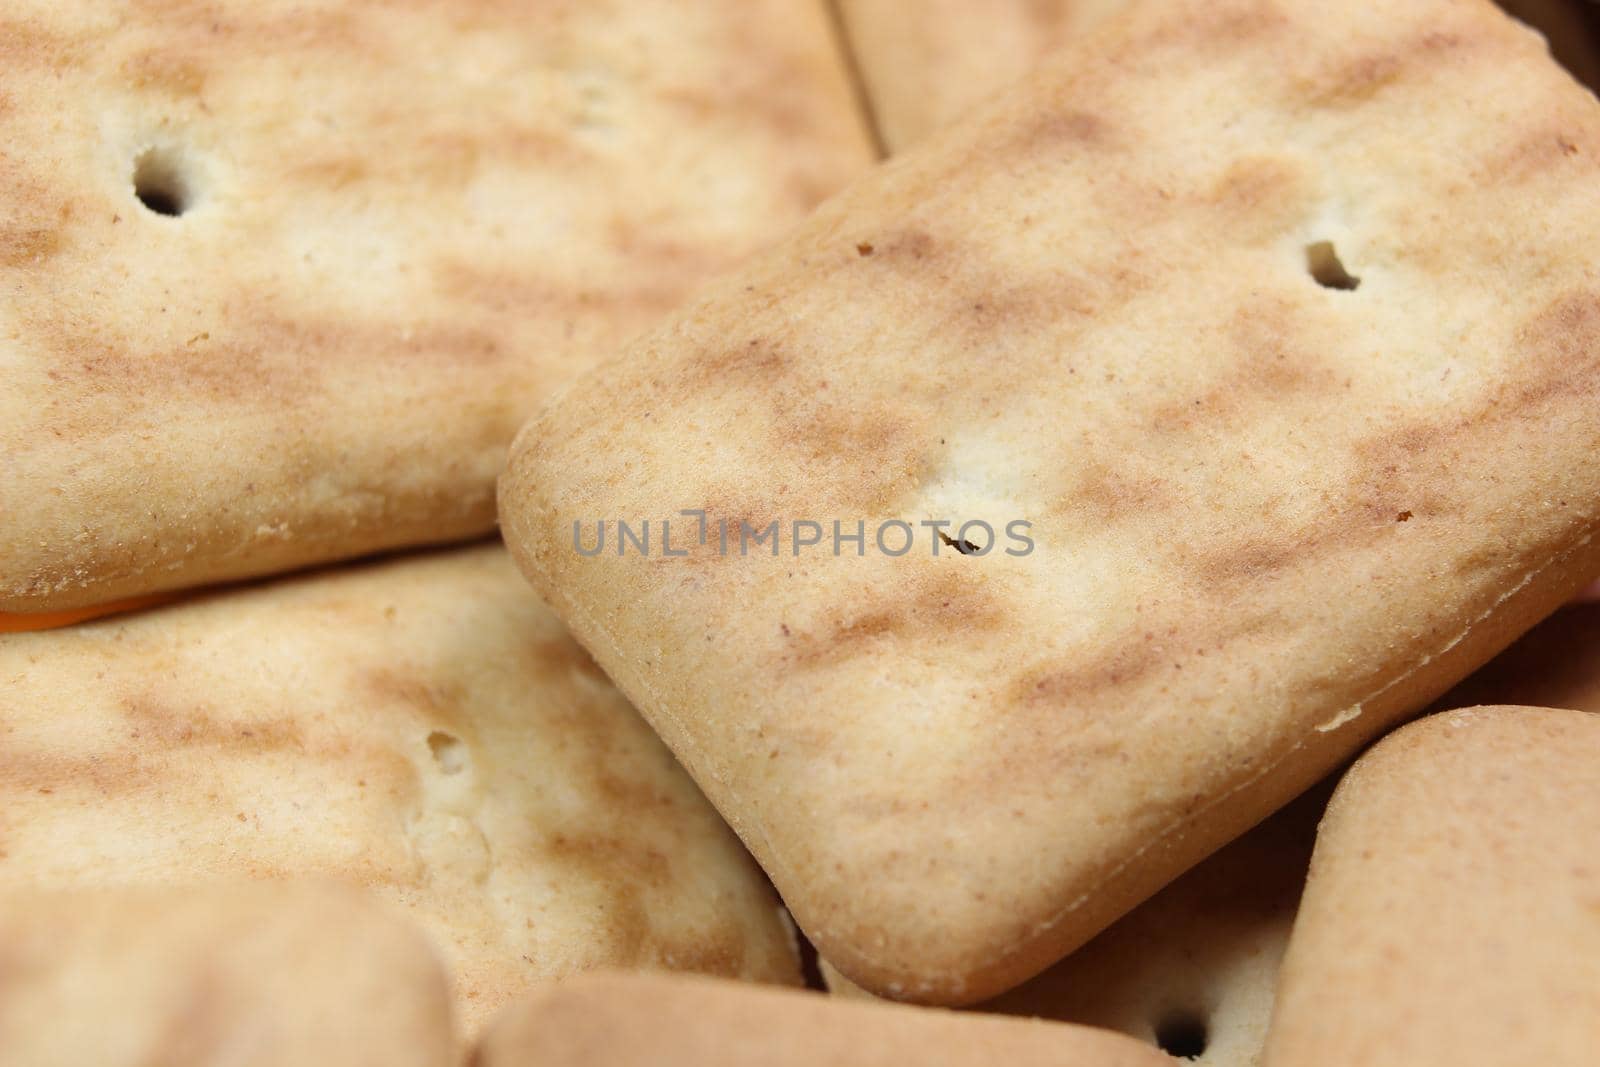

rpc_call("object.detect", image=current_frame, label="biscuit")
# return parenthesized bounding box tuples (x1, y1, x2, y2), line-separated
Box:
(0, 882, 453, 1067)
(0, 544, 800, 1032)
(835, 0, 1117, 148)
(1436, 601, 1600, 711)
(1501, 0, 1600, 89)
(501, 0, 1600, 1002)
(824, 786, 1327, 1064)
(1261, 706, 1600, 1066)
(836, 1, 1600, 150)
(0, 0, 872, 612)
(474, 971, 1176, 1067)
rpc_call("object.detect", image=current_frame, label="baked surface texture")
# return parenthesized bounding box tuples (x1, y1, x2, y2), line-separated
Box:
(0, 883, 454, 1067)
(1261, 706, 1600, 1066)
(1500, 0, 1600, 88)
(837, 0, 1600, 150)
(0, 545, 800, 1032)
(501, 0, 1600, 1002)
(837, 0, 1119, 148)
(823, 784, 1327, 1064)
(1436, 600, 1600, 711)
(474, 971, 1175, 1067)
(0, 0, 872, 612)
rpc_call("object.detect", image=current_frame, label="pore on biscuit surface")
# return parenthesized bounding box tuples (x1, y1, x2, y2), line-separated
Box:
(0, 545, 800, 1034)
(0, 0, 873, 612)
(500, 0, 1600, 1003)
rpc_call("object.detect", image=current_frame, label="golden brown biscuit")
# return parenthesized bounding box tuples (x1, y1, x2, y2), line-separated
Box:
(0, 544, 799, 1033)
(473, 971, 1177, 1067)
(1500, 0, 1600, 89)
(501, 0, 1600, 1003)
(1436, 600, 1600, 711)
(825, 786, 1328, 1064)
(836, 1, 1600, 151)
(0, 593, 178, 632)
(0, 882, 453, 1067)
(0, 0, 872, 613)
(835, 0, 1120, 149)
(1261, 706, 1600, 1066)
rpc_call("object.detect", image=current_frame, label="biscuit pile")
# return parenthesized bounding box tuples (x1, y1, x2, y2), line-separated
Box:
(2, 1, 1598, 1064)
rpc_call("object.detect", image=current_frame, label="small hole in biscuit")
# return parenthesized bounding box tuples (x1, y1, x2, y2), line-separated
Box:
(938, 532, 982, 556)
(426, 731, 466, 775)
(132, 147, 193, 217)
(1306, 240, 1359, 290)
(1155, 1012, 1208, 1060)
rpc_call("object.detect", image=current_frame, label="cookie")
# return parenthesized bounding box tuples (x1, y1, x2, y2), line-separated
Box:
(1261, 706, 1600, 1066)
(501, 0, 1600, 1002)
(824, 786, 1328, 1064)
(837, 1, 1600, 150)
(0, 0, 872, 612)
(835, 0, 1116, 148)
(474, 971, 1175, 1067)
(1436, 601, 1600, 711)
(0, 882, 453, 1067)
(0, 544, 800, 1032)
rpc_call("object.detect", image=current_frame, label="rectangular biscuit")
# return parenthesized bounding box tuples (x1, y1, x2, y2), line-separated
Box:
(835, 0, 1116, 148)
(837, 1, 1600, 150)
(0, 0, 873, 612)
(474, 971, 1175, 1067)
(1435, 599, 1600, 711)
(1261, 706, 1600, 1066)
(500, 0, 1600, 1003)
(0, 544, 800, 1033)
(0, 882, 454, 1067)
(823, 784, 1328, 1063)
